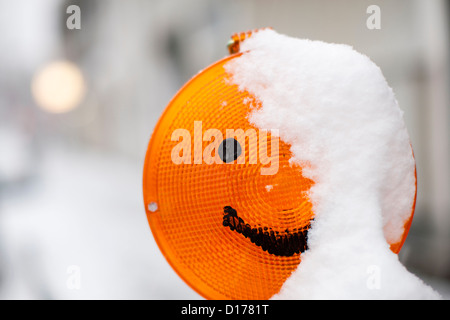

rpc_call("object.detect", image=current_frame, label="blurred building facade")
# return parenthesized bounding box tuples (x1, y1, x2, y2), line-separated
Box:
(0, 0, 449, 299)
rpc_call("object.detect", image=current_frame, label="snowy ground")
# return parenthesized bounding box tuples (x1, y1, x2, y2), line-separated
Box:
(0, 145, 201, 300)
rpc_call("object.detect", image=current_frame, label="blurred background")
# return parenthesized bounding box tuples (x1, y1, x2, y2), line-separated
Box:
(0, 0, 449, 299)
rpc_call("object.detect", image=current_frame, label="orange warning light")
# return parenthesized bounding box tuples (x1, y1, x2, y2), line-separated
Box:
(142, 31, 415, 300)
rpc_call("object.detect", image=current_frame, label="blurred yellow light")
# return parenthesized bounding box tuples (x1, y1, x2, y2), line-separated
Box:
(31, 60, 86, 113)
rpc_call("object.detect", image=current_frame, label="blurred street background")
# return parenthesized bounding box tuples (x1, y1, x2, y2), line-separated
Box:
(0, 0, 449, 299)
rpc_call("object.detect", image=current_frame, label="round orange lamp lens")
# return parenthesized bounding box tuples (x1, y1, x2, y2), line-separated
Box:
(142, 51, 415, 300)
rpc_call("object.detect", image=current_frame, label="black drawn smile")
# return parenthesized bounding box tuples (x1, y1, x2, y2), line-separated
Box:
(222, 206, 310, 257)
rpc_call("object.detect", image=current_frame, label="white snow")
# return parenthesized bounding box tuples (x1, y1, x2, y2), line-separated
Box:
(225, 29, 441, 299)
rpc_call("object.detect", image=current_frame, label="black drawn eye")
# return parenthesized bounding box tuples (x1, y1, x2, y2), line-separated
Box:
(218, 138, 242, 163)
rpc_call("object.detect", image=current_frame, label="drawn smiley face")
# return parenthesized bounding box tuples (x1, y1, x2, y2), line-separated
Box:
(218, 138, 309, 257)
(142, 31, 415, 300)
